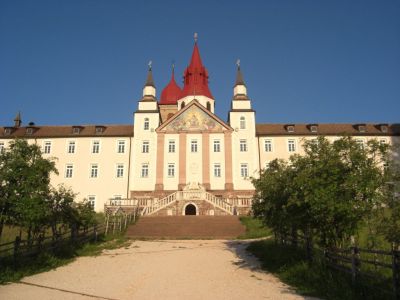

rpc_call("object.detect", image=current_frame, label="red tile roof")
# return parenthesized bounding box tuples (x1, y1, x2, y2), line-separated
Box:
(256, 123, 400, 136)
(0, 125, 134, 138)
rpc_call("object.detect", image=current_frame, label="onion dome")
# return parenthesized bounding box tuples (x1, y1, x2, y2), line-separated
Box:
(179, 37, 213, 99)
(160, 65, 182, 105)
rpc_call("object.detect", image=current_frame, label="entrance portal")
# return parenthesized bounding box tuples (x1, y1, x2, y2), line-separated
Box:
(185, 204, 196, 215)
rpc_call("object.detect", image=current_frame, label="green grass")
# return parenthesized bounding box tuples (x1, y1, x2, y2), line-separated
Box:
(237, 216, 271, 239)
(0, 233, 131, 284)
(247, 240, 394, 300)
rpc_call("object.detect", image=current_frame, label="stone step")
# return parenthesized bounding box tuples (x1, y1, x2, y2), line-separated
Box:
(126, 216, 245, 239)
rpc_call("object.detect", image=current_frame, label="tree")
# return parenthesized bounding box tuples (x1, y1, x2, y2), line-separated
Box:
(47, 185, 77, 238)
(252, 159, 294, 240)
(0, 139, 58, 241)
(379, 144, 400, 248)
(252, 136, 389, 249)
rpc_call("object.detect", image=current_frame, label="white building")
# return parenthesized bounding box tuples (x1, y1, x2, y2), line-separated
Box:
(1, 39, 399, 216)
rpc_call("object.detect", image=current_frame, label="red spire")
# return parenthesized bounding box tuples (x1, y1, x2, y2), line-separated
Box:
(160, 66, 182, 105)
(179, 40, 213, 99)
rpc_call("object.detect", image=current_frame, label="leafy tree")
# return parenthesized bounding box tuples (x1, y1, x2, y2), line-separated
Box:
(47, 185, 77, 238)
(253, 136, 389, 249)
(252, 159, 294, 240)
(0, 139, 58, 241)
(378, 144, 400, 248)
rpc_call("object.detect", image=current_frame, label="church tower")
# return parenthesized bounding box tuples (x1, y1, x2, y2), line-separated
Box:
(177, 35, 215, 113)
(228, 61, 258, 189)
(131, 63, 161, 193)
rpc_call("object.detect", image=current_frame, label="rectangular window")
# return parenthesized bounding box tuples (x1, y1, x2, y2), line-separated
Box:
(240, 139, 247, 152)
(288, 139, 296, 152)
(141, 164, 149, 178)
(191, 140, 198, 153)
(117, 140, 125, 153)
(65, 164, 73, 178)
(43, 141, 51, 154)
(167, 163, 175, 177)
(240, 163, 248, 178)
(213, 140, 221, 152)
(214, 163, 221, 177)
(68, 141, 75, 154)
(144, 118, 150, 130)
(265, 161, 270, 169)
(264, 139, 272, 152)
(116, 164, 124, 178)
(0, 142, 4, 153)
(88, 195, 96, 210)
(90, 164, 98, 178)
(92, 141, 100, 153)
(142, 141, 149, 153)
(168, 140, 176, 153)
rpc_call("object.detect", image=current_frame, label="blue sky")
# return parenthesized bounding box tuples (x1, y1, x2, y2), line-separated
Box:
(1, 0, 399, 126)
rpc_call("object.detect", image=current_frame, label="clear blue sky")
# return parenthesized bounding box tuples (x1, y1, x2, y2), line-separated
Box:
(1, 0, 399, 126)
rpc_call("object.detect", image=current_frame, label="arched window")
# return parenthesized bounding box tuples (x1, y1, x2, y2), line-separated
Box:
(206, 102, 211, 111)
(167, 113, 174, 120)
(144, 118, 149, 130)
(240, 116, 246, 129)
(181, 102, 185, 109)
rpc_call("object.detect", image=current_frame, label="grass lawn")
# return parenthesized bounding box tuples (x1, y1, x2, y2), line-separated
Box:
(247, 239, 394, 300)
(237, 216, 271, 239)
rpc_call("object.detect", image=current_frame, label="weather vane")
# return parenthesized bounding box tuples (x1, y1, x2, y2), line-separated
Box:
(148, 60, 152, 70)
(194, 32, 198, 43)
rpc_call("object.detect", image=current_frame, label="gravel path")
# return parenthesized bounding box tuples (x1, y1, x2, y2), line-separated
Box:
(0, 240, 316, 300)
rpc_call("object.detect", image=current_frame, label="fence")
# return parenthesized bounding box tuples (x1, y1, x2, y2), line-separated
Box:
(0, 225, 105, 267)
(279, 233, 400, 299)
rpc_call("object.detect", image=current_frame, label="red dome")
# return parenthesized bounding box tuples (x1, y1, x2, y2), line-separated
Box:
(160, 69, 182, 105)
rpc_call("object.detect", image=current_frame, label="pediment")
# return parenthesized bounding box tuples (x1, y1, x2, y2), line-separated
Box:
(157, 100, 232, 133)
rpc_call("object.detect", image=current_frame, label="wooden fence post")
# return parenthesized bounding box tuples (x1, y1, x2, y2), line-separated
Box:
(392, 244, 400, 300)
(94, 225, 98, 242)
(351, 237, 359, 285)
(13, 236, 21, 268)
(105, 214, 110, 235)
(291, 227, 298, 247)
(305, 230, 313, 263)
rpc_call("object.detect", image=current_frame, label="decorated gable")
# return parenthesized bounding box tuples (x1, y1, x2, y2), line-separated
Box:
(159, 103, 230, 133)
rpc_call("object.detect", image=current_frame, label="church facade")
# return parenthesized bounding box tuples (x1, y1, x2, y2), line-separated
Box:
(1, 40, 399, 216)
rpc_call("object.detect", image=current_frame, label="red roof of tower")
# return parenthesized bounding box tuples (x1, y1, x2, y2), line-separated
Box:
(179, 42, 213, 99)
(160, 67, 182, 105)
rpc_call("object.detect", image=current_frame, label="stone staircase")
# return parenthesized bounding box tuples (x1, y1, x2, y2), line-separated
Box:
(126, 216, 246, 239)
(141, 190, 235, 216)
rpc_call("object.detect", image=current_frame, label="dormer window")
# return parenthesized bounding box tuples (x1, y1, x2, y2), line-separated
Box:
(310, 125, 318, 133)
(95, 126, 105, 134)
(286, 125, 295, 133)
(380, 124, 388, 133)
(4, 128, 12, 135)
(72, 127, 81, 135)
(357, 124, 366, 133)
(26, 127, 34, 135)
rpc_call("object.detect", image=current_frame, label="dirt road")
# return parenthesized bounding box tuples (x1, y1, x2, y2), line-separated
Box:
(0, 240, 314, 300)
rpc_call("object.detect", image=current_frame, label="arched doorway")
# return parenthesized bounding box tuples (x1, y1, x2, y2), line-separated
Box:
(185, 204, 196, 215)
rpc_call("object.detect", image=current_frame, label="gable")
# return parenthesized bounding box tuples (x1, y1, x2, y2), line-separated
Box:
(157, 101, 232, 133)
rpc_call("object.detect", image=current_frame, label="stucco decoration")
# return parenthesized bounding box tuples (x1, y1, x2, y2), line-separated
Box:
(164, 105, 224, 132)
